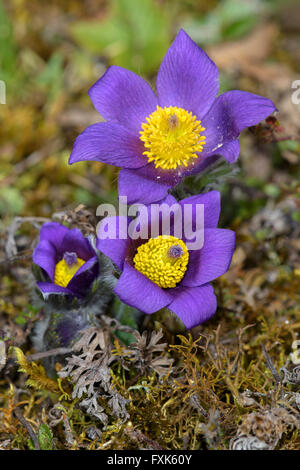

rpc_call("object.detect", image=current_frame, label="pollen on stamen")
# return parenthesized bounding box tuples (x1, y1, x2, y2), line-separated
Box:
(54, 254, 85, 288)
(133, 235, 189, 289)
(140, 105, 206, 170)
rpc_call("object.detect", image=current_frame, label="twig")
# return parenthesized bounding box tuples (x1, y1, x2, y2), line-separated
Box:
(61, 410, 75, 446)
(26, 347, 73, 362)
(14, 407, 40, 450)
(124, 424, 166, 450)
(261, 344, 281, 384)
(48, 404, 75, 446)
(272, 135, 300, 143)
(0, 139, 62, 188)
(68, 173, 104, 196)
(4, 216, 49, 258)
(0, 249, 34, 266)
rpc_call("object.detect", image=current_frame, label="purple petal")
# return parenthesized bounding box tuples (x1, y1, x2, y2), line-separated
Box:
(109, 195, 180, 248)
(129, 192, 221, 248)
(54, 314, 91, 347)
(182, 229, 235, 287)
(177, 154, 221, 179)
(118, 164, 179, 204)
(114, 262, 173, 314)
(202, 90, 276, 155)
(39, 222, 69, 253)
(68, 256, 98, 280)
(33, 239, 57, 280)
(96, 216, 131, 270)
(168, 283, 217, 328)
(215, 140, 240, 163)
(67, 256, 99, 295)
(131, 194, 179, 239)
(156, 30, 219, 119)
(89, 65, 158, 133)
(36, 282, 74, 297)
(61, 229, 95, 261)
(69, 122, 146, 168)
(179, 191, 221, 231)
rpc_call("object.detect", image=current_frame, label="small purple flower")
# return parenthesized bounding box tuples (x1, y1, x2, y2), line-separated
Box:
(96, 191, 235, 329)
(33, 222, 99, 298)
(69, 29, 276, 205)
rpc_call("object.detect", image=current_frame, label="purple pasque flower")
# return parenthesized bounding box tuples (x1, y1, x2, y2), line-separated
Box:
(33, 222, 99, 298)
(96, 191, 235, 329)
(69, 29, 276, 205)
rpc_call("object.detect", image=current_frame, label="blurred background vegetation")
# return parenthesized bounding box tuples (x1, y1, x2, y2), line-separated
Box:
(0, 0, 299, 225)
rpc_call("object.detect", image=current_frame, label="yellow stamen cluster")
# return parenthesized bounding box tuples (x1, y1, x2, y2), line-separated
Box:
(54, 257, 85, 287)
(133, 235, 189, 289)
(140, 106, 206, 170)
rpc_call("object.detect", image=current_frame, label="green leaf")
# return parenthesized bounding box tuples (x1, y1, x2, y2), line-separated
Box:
(14, 305, 40, 326)
(27, 438, 35, 450)
(70, 0, 171, 75)
(115, 330, 136, 345)
(182, 0, 269, 45)
(113, 297, 138, 329)
(14, 316, 27, 326)
(264, 183, 280, 198)
(113, 297, 139, 345)
(37, 424, 54, 450)
(0, 0, 18, 82)
(35, 52, 64, 101)
(0, 187, 24, 215)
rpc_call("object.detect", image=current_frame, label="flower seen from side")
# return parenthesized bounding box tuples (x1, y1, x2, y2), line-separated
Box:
(33, 222, 99, 298)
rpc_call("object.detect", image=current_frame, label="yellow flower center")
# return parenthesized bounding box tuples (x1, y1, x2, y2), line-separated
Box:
(133, 235, 189, 288)
(140, 106, 206, 170)
(54, 253, 85, 287)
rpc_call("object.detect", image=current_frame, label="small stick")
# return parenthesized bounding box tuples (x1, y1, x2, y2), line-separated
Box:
(4, 216, 49, 258)
(124, 425, 166, 450)
(26, 347, 73, 362)
(14, 407, 40, 450)
(261, 344, 281, 384)
(134, 429, 166, 450)
(272, 135, 300, 143)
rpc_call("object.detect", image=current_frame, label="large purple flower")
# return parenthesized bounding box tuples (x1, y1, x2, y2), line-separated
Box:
(33, 222, 99, 298)
(69, 29, 276, 205)
(96, 191, 235, 329)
